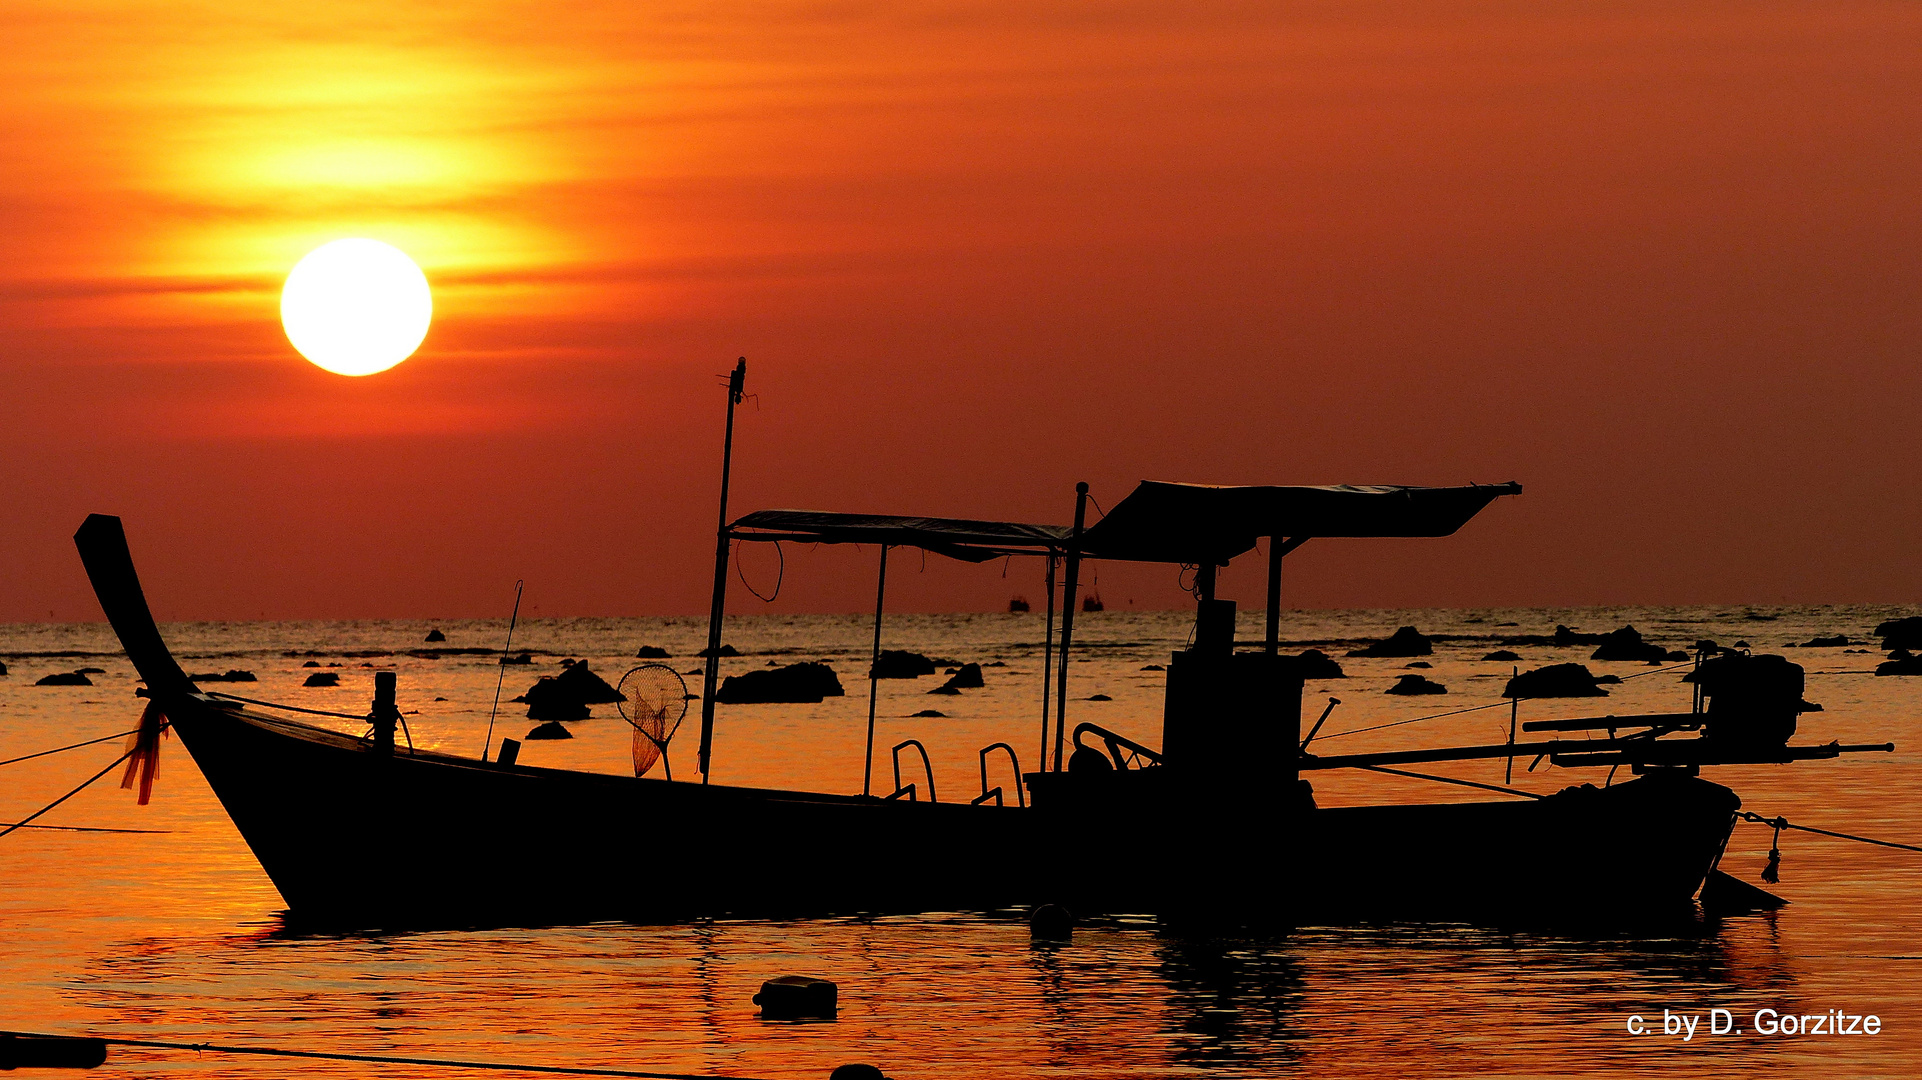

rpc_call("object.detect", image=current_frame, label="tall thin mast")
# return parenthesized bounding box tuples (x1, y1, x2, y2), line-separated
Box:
(1053, 482, 1089, 771)
(697, 358, 747, 783)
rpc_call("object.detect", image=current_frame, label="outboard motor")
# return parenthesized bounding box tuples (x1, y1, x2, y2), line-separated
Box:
(1684, 653, 1821, 748)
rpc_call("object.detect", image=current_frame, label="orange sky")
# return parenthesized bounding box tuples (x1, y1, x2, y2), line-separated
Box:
(3, 1, 1919, 621)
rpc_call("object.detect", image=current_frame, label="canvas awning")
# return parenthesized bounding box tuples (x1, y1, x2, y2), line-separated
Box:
(729, 480, 1519, 566)
(1075, 481, 1523, 564)
(728, 509, 1071, 562)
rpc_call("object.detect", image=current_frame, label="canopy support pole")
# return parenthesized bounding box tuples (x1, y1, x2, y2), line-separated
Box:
(1039, 553, 1057, 776)
(1053, 483, 1089, 771)
(863, 545, 890, 797)
(1263, 536, 1309, 655)
(697, 358, 747, 784)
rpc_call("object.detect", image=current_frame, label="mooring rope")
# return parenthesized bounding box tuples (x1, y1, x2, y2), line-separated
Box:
(201, 691, 374, 721)
(0, 750, 135, 839)
(1357, 764, 1544, 800)
(0, 729, 139, 768)
(0, 822, 168, 834)
(0, 1031, 785, 1080)
(1317, 658, 1702, 741)
(1737, 810, 1922, 854)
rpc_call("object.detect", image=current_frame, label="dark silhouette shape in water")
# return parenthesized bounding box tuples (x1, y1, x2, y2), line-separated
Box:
(0, 661, 7, 676)
(1385, 674, 1446, 695)
(190, 669, 257, 682)
(1483, 650, 1520, 661)
(754, 975, 837, 1020)
(518, 662, 622, 721)
(424, 629, 446, 642)
(830, 1065, 886, 1080)
(871, 650, 937, 678)
(939, 663, 985, 690)
(1030, 903, 1074, 942)
(302, 673, 339, 687)
(1589, 625, 1666, 662)
(1141, 663, 1165, 671)
(716, 662, 844, 703)
(1008, 595, 1030, 613)
(1404, 661, 1431, 669)
(1291, 649, 1345, 679)
(301, 660, 320, 667)
(1082, 592, 1104, 612)
(1086, 693, 1112, 701)
(35, 671, 90, 686)
(927, 685, 961, 696)
(911, 709, 946, 717)
(1875, 654, 1922, 676)
(502, 651, 534, 665)
(697, 644, 740, 658)
(636, 645, 669, 658)
(524, 721, 572, 740)
(1875, 616, 1922, 650)
(1794, 635, 1852, 648)
(1504, 663, 1608, 698)
(1348, 626, 1431, 657)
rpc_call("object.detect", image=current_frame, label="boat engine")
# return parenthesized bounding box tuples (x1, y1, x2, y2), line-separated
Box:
(1684, 653, 1821, 749)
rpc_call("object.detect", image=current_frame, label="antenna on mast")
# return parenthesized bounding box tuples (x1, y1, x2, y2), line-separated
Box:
(697, 358, 748, 783)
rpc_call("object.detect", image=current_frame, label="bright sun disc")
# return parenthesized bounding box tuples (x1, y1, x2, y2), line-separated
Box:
(280, 239, 432, 376)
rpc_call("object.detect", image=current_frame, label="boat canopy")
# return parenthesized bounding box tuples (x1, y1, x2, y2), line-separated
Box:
(1075, 481, 1524, 564)
(729, 480, 1519, 566)
(728, 509, 1071, 562)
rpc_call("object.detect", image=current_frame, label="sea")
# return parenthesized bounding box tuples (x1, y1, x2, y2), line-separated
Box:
(3, 605, 1919, 1078)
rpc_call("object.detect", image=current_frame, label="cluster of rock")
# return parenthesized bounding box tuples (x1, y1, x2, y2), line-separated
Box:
(1877, 617, 1922, 651)
(1503, 663, 1611, 698)
(1347, 626, 1431, 658)
(716, 663, 845, 703)
(190, 670, 258, 683)
(515, 661, 625, 722)
(303, 672, 340, 687)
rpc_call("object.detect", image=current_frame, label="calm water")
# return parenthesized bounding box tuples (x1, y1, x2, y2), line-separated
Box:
(4, 606, 1920, 1078)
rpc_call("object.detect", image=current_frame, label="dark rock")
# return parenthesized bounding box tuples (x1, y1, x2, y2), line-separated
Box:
(1891, 648, 1914, 660)
(830, 1066, 886, 1080)
(1596, 674, 1622, 684)
(753, 975, 837, 1020)
(1086, 693, 1112, 701)
(1734, 641, 1750, 649)
(190, 670, 257, 682)
(1140, 664, 1165, 671)
(76, 667, 105, 675)
(1795, 635, 1852, 648)
(1289, 649, 1346, 679)
(1347, 626, 1432, 658)
(1385, 674, 1446, 695)
(1404, 661, 1432, 669)
(697, 644, 741, 658)
(554, 662, 624, 704)
(684, 668, 704, 675)
(716, 662, 845, 704)
(1008, 596, 1031, 613)
(927, 685, 961, 696)
(0, 661, 7, 676)
(36, 671, 92, 686)
(1504, 663, 1609, 698)
(1030, 903, 1074, 942)
(940, 663, 985, 690)
(1666, 650, 1691, 661)
(985, 661, 1006, 667)
(1875, 652, 1922, 675)
(303, 673, 340, 687)
(911, 709, 947, 718)
(425, 629, 446, 642)
(871, 650, 937, 679)
(1744, 612, 1778, 621)
(520, 662, 621, 721)
(524, 721, 573, 740)
(636, 645, 670, 658)
(301, 660, 320, 668)
(434, 696, 447, 701)
(1590, 625, 1667, 662)
(1875, 616, 1922, 650)
(1482, 650, 1520, 662)
(502, 651, 534, 665)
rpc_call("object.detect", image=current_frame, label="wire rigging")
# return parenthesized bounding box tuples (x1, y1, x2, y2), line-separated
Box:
(0, 729, 139, 768)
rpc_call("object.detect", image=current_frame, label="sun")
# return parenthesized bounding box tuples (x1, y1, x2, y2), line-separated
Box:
(280, 239, 433, 376)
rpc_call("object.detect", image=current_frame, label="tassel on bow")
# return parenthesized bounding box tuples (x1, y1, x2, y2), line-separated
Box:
(119, 700, 169, 806)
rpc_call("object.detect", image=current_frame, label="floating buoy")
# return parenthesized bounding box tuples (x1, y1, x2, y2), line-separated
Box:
(1031, 903, 1074, 942)
(753, 975, 837, 1020)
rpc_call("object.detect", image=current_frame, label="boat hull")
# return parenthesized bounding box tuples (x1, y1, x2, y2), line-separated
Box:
(173, 700, 1737, 930)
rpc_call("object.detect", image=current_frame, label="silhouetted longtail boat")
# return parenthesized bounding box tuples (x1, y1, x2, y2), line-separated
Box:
(75, 364, 1893, 929)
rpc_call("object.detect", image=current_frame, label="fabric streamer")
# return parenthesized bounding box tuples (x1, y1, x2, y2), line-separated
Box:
(119, 701, 169, 806)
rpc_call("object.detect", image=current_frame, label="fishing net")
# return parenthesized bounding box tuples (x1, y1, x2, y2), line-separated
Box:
(618, 664, 689, 780)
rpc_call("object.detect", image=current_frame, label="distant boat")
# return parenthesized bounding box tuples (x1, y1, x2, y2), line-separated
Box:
(72, 365, 1894, 930)
(1008, 596, 1030, 613)
(1081, 592, 1104, 613)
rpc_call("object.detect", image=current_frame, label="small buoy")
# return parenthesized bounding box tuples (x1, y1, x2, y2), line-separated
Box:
(1031, 903, 1074, 942)
(753, 975, 837, 1020)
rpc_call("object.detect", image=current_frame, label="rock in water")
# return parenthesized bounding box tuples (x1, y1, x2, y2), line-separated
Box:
(939, 663, 985, 690)
(524, 721, 573, 740)
(0, 661, 7, 676)
(303, 672, 340, 687)
(35, 671, 91, 686)
(911, 709, 947, 718)
(554, 662, 624, 704)
(1483, 650, 1521, 662)
(715, 662, 845, 703)
(190, 670, 258, 682)
(1504, 663, 1609, 698)
(1876, 655, 1922, 676)
(424, 628, 446, 642)
(522, 677, 590, 721)
(1289, 649, 1345, 679)
(696, 644, 741, 658)
(636, 645, 670, 658)
(1588, 625, 1667, 662)
(871, 650, 937, 678)
(1384, 674, 1446, 695)
(1875, 616, 1922, 650)
(1795, 635, 1852, 648)
(1347, 626, 1432, 658)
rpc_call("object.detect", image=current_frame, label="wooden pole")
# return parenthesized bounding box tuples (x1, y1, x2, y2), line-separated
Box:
(863, 545, 890, 797)
(1053, 483, 1089, 771)
(697, 358, 747, 783)
(1264, 538, 1282, 655)
(1038, 553, 1057, 776)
